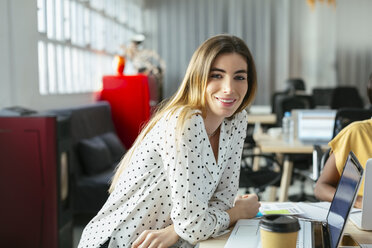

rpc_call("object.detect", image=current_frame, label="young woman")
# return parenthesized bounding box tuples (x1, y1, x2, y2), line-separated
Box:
(314, 74, 372, 208)
(78, 34, 260, 248)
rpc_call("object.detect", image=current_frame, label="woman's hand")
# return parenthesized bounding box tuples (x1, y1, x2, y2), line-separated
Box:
(131, 224, 179, 248)
(234, 194, 261, 219)
(227, 194, 260, 226)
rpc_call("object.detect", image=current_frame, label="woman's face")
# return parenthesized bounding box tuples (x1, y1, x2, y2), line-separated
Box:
(205, 53, 248, 120)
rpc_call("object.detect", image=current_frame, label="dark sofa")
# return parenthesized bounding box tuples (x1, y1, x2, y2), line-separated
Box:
(49, 101, 126, 215)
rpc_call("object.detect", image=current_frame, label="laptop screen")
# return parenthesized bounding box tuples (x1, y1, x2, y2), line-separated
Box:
(297, 110, 336, 142)
(326, 152, 363, 248)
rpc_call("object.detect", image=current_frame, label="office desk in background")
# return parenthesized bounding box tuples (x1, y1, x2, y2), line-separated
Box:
(247, 105, 276, 125)
(247, 113, 276, 125)
(253, 133, 328, 202)
(198, 220, 372, 248)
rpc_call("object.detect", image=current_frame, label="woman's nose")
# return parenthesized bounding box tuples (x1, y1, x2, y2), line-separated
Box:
(223, 78, 233, 94)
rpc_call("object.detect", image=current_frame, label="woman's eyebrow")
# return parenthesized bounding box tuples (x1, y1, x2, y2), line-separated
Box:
(210, 68, 225, 73)
(235, 69, 248, 74)
(210, 68, 247, 74)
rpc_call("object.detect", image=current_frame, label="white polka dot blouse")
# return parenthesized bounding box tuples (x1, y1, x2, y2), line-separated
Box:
(78, 109, 248, 248)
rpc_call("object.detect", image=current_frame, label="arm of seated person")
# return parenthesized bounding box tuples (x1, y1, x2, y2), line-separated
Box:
(314, 153, 363, 208)
(314, 153, 340, 202)
(132, 194, 260, 248)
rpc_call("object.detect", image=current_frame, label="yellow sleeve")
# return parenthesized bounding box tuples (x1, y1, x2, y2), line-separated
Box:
(328, 119, 372, 196)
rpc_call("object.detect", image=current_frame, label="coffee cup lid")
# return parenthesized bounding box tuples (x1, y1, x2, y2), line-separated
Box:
(259, 214, 300, 233)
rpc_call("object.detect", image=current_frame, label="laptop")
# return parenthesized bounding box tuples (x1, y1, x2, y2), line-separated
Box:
(225, 151, 363, 248)
(349, 158, 372, 230)
(296, 110, 336, 144)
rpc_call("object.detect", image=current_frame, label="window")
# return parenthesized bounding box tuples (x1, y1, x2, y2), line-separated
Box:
(37, 0, 143, 94)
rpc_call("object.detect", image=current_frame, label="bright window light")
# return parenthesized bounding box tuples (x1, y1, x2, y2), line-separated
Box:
(37, 0, 143, 95)
(38, 41, 47, 94)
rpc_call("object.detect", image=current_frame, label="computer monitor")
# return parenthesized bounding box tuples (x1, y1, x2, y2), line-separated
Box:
(297, 109, 336, 144)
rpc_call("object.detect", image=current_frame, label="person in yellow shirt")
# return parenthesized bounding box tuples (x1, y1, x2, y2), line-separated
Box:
(314, 74, 372, 208)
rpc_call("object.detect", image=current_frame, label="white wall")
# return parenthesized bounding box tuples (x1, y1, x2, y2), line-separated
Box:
(0, 0, 12, 108)
(335, 0, 372, 102)
(143, 0, 372, 104)
(0, 0, 97, 111)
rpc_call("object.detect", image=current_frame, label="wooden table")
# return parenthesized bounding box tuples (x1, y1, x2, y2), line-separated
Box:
(199, 220, 372, 247)
(253, 133, 328, 202)
(247, 113, 276, 125)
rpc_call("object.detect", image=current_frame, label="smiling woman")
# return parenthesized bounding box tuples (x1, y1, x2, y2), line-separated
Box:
(78, 34, 259, 248)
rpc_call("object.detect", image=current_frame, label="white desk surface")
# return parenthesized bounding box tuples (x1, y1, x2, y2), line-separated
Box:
(199, 220, 372, 248)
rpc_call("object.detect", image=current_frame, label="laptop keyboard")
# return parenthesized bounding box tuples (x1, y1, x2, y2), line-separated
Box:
(297, 220, 312, 248)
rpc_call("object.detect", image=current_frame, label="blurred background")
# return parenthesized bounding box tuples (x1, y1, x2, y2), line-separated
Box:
(1, 0, 372, 110)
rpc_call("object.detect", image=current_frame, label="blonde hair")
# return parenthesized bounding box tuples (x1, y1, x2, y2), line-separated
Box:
(109, 34, 257, 192)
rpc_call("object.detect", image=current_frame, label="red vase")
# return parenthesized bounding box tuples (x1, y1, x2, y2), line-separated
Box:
(113, 55, 125, 75)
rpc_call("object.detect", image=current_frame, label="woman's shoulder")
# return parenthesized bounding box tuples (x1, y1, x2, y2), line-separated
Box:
(158, 107, 203, 128)
(333, 118, 372, 143)
(226, 109, 248, 126)
(342, 118, 372, 135)
(351, 118, 372, 136)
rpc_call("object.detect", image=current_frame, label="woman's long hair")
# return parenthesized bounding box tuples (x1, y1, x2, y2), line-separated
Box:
(109, 34, 257, 192)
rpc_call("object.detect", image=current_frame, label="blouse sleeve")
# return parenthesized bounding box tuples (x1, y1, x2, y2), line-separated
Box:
(160, 111, 231, 244)
(209, 112, 247, 212)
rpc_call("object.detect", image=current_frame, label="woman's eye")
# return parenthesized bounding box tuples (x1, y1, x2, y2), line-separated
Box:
(235, 75, 246, 81)
(210, 74, 222, 79)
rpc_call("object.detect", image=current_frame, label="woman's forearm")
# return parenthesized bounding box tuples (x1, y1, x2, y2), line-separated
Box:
(314, 182, 336, 202)
(226, 207, 240, 227)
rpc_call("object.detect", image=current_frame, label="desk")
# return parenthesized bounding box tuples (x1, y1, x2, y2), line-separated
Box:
(253, 133, 328, 202)
(247, 113, 276, 125)
(199, 220, 372, 247)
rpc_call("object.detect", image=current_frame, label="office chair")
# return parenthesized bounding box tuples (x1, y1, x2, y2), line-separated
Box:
(312, 87, 334, 108)
(275, 94, 315, 127)
(286, 78, 306, 93)
(273, 94, 316, 202)
(271, 78, 307, 122)
(239, 153, 282, 198)
(330, 86, 364, 109)
(332, 108, 372, 137)
(271, 91, 287, 120)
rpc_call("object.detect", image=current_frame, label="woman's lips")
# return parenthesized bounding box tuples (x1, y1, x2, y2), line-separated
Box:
(215, 97, 236, 106)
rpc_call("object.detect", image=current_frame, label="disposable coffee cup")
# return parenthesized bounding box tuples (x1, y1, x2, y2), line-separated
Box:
(259, 214, 300, 248)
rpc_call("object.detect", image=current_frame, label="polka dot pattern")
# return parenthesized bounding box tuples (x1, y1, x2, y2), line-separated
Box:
(78, 109, 248, 248)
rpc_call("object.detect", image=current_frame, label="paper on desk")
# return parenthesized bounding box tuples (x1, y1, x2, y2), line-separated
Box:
(296, 202, 330, 221)
(259, 202, 304, 215)
(296, 202, 362, 221)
